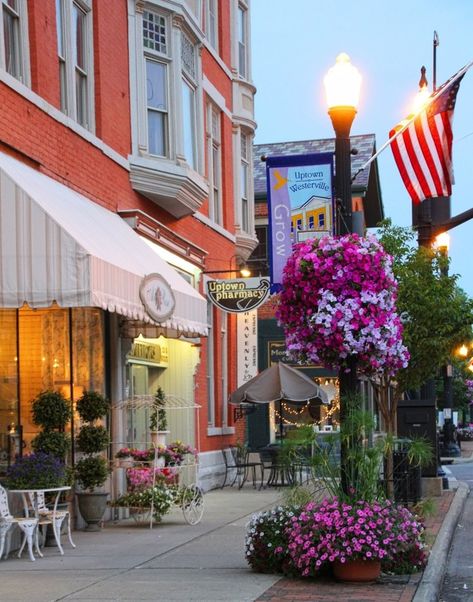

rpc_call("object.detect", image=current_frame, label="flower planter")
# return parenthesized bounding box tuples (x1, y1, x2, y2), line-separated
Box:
(333, 559, 381, 582)
(77, 492, 108, 532)
(150, 430, 170, 447)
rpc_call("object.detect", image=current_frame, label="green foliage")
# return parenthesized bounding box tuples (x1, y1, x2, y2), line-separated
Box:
(112, 485, 176, 522)
(31, 430, 71, 459)
(74, 455, 110, 492)
(76, 391, 110, 422)
(377, 219, 473, 392)
(31, 390, 71, 429)
(406, 437, 434, 467)
(74, 390, 111, 491)
(150, 387, 167, 432)
(76, 425, 109, 454)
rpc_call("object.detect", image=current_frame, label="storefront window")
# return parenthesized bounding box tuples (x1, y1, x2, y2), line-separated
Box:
(0, 311, 19, 473)
(0, 306, 105, 467)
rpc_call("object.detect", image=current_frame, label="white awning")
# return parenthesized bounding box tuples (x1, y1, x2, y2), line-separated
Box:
(0, 151, 208, 337)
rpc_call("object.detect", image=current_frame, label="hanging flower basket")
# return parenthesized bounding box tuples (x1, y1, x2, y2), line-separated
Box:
(276, 234, 409, 375)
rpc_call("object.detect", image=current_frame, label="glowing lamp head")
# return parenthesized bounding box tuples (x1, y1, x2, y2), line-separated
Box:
(458, 344, 469, 358)
(434, 232, 450, 252)
(239, 265, 251, 278)
(324, 53, 362, 110)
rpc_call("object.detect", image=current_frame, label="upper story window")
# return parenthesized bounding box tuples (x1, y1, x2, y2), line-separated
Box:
(1, 0, 29, 83)
(207, 102, 222, 224)
(240, 131, 250, 232)
(56, 0, 93, 130)
(205, 0, 218, 51)
(143, 10, 169, 157)
(181, 31, 197, 169)
(318, 213, 325, 228)
(237, 3, 248, 79)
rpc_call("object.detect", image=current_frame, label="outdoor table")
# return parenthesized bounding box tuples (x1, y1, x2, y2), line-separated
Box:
(8, 486, 71, 556)
(259, 445, 295, 487)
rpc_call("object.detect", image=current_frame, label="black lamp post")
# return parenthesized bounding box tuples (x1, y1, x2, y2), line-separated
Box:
(324, 54, 362, 492)
(435, 233, 461, 457)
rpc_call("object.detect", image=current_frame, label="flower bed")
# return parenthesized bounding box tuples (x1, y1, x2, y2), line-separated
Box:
(245, 499, 427, 578)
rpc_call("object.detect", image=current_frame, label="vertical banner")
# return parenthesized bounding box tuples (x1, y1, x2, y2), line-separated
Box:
(237, 310, 258, 386)
(266, 153, 334, 290)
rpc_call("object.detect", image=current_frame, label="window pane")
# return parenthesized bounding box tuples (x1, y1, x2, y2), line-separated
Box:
(3, 5, 20, 78)
(237, 6, 246, 78)
(0, 310, 18, 474)
(146, 60, 167, 110)
(208, 0, 217, 48)
(76, 69, 87, 126)
(181, 31, 196, 80)
(148, 110, 166, 156)
(182, 79, 196, 169)
(241, 197, 249, 232)
(241, 162, 248, 199)
(143, 10, 167, 54)
(73, 3, 86, 72)
(55, 0, 64, 57)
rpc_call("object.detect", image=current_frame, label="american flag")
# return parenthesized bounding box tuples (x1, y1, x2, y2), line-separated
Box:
(389, 71, 465, 204)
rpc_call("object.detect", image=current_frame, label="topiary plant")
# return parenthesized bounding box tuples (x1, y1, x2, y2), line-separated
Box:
(150, 387, 167, 432)
(31, 430, 71, 459)
(74, 456, 110, 492)
(74, 390, 111, 492)
(32, 390, 71, 430)
(76, 391, 111, 423)
(76, 425, 110, 454)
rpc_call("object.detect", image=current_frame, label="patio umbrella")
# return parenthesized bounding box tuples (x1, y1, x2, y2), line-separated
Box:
(229, 362, 329, 438)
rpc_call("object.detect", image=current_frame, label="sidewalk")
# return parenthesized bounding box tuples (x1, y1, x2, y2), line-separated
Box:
(0, 467, 468, 601)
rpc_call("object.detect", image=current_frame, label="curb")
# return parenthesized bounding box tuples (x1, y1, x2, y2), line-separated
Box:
(412, 481, 469, 602)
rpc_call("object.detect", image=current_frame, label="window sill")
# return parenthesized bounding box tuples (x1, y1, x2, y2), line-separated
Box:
(129, 155, 208, 218)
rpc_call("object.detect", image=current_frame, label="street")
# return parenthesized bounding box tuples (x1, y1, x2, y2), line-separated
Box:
(440, 462, 473, 601)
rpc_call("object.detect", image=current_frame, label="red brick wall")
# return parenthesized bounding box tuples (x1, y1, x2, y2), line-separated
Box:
(0, 1, 242, 456)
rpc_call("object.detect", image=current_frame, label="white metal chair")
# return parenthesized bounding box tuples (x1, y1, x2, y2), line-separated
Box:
(0, 485, 38, 562)
(18, 491, 75, 557)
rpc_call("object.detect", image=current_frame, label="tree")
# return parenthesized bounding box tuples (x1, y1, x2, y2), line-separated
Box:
(375, 219, 473, 428)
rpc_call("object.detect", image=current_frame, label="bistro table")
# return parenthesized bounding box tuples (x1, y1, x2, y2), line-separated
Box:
(9, 486, 71, 557)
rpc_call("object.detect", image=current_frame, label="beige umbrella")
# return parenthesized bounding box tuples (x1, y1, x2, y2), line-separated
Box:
(229, 363, 329, 438)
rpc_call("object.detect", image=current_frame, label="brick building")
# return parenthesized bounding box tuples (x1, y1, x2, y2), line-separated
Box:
(0, 0, 257, 493)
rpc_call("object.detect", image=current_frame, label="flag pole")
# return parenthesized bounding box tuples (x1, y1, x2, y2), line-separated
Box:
(351, 60, 473, 183)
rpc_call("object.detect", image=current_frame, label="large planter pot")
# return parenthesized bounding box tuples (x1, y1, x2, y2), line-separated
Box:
(333, 558, 381, 582)
(150, 430, 170, 447)
(77, 492, 108, 532)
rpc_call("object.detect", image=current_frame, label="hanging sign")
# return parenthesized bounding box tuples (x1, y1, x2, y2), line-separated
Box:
(206, 277, 270, 313)
(237, 310, 258, 386)
(139, 273, 175, 322)
(266, 153, 334, 291)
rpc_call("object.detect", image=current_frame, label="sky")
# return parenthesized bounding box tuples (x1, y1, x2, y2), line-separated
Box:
(251, 0, 473, 296)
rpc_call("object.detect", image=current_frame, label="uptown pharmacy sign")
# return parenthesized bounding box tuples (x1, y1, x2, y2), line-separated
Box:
(205, 277, 270, 313)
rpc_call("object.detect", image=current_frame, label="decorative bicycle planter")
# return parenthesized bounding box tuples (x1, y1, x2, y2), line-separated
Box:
(111, 449, 204, 527)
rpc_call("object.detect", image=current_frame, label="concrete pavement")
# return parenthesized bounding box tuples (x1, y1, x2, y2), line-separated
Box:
(0, 487, 283, 602)
(0, 460, 470, 602)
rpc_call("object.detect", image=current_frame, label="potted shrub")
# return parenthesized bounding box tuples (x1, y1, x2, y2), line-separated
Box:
(30, 390, 71, 460)
(149, 387, 169, 446)
(74, 391, 111, 532)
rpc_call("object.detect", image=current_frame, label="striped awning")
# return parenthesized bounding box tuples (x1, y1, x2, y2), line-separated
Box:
(0, 151, 208, 337)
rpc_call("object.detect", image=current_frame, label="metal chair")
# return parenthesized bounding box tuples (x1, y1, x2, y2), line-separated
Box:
(18, 491, 75, 557)
(221, 447, 261, 489)
(0, 485, 38, 562)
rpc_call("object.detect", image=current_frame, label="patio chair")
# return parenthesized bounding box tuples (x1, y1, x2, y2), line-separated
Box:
(258, 446, 294, 488)
(0, 485, 38, 562)
(221, 447, 261, 489)
(18, 491, 75, 558)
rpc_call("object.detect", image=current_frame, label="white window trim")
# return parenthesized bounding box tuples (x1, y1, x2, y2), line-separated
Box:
(56, 0, 95, 132)
(0, 0, 30, 85)
(206, 101, 222, 225)
(236, 1, 248, 80)
(205, 0, 218, 53)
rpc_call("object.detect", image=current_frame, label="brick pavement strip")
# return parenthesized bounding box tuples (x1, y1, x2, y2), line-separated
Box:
(256, 492, 455, 602)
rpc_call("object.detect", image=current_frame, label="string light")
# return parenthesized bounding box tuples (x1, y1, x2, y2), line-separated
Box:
(270, 396, 341, 428)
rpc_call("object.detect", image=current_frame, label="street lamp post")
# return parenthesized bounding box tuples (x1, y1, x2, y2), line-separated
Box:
(324, 53, 361, 236)
(324, 54, 362, 493)
(435, 233, 461, 457)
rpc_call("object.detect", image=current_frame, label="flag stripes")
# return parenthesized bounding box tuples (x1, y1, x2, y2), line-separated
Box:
(389, 73, 464, 204)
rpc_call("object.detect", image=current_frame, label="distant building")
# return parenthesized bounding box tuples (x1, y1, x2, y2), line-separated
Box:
(245, 136, 384, 448)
